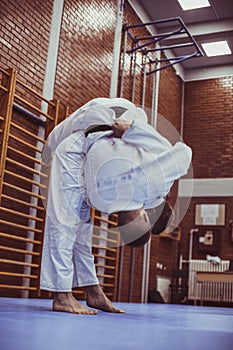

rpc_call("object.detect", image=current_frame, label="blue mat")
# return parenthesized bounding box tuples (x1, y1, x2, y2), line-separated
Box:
(0, 298, 233, 350)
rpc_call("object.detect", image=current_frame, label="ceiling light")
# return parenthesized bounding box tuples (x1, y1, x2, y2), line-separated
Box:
(201, 41, 232, 57)
(177, 0, 210, 11)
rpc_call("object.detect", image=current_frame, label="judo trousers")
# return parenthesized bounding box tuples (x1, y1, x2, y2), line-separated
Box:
(40, 132, 99, 292)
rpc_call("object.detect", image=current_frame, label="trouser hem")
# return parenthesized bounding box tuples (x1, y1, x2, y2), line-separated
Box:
(40, 281, 99, 292)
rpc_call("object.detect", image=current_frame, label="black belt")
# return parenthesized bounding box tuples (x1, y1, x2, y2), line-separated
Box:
(85, 125, 112, 137)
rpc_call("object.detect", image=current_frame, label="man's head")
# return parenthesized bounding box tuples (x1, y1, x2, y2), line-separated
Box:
(117, 201, 174, 247)
(118, 208, 151, 247)
(145, 200, 174, 236)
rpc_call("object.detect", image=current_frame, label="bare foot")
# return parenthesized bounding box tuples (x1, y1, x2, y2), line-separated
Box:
(84, 285, 125, 313)
(53, 292, 97, 315)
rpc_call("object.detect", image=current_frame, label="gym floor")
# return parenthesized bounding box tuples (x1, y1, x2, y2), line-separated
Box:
(1, 297, 233, 350)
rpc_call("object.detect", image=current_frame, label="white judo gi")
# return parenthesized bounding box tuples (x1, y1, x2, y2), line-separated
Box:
(40, 98, 192, 292)
(40, 98, 148, 291)
(85, 121, 192, 213)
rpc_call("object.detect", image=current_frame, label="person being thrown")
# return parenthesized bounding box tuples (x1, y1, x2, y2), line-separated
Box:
(40, 98, 192, 315)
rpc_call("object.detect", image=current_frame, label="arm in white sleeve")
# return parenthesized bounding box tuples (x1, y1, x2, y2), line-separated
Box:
(159, 142, 192, 180)
(121, 122, 192, 200)
(122, 121, 173, 155)
(47, 103, 115, 151)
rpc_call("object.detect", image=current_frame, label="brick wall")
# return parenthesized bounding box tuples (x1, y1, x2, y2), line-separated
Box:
(158, 62, 183, 134)
(53, 0, 117, 113)
(0, 0, 53, 92)
(180, 76, 233, 261)
(184, 77, 233, 178)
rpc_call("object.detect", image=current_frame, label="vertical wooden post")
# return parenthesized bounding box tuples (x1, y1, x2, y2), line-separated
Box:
(46, 99, 60, 137)
(0, 68, 17, 204)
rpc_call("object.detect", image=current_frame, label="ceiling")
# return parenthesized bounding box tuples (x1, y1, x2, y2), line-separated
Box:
(128, 0, 233, 81)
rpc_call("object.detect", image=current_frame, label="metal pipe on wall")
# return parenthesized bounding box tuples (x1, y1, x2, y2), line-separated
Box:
(110, 0, 125, 301)
(131, 52, 137, 103)
(141, 55, 148, 109)
(151, 51, 161, 128)
(141, 50, 161, 303)
(110, 0, 125, 98)
(175, 80, 185, 245)
(141, 240, 151, 303)
(189, 229, 198, 262)
(129, 247, 135, 302)
(180, 80, 185, 140)
(119, 27, 127, 98)
(13, 103, 46, 126)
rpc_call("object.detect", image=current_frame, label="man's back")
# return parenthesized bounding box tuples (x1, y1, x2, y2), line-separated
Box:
(84, 121, 192, 214)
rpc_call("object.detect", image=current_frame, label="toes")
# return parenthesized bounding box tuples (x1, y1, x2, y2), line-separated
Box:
(78, 308, 97, 315)
(113, 308, 125, 313)
(117, 309, 125, 314)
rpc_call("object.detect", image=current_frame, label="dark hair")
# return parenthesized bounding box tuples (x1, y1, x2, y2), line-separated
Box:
(145, 201, 174, 236)
(117, 209, 151, 248)
(120, 230, 151, 248)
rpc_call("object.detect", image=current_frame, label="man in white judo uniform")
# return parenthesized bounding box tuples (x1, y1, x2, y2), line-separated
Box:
(40, 98, 192, 314)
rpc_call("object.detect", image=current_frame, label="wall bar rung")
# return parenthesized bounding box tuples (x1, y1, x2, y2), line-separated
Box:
(13, 103, 46, 127)
(0, 232, 41, 245)
(0, 271, 38, 279)
(4, 170, 46, 189)
(3, 182, 45, 201)
(95, 263, 116, 270)
(1, 194, 45, 211)
(0, 67, 11, 75)
(94, 215, 118, 226)
(0, 220, 43, 234)
(7, 146, 43, 165)
(72, 290, 85, 295)
(94, 254, 117, 262)
(97, 273, 115, 279)
(0, 245, 40, 256)
(10, 134, 43, 154)
(0, 206, 44, 222)
(93, 225, 118, 234)
(14, 94, 54, 120)
(10, 122, 46, 144)
(0, 284, 37, 291)
(92, 234, 118, 244)
(92, 244, 117, 253)
(0, 84, 8, 92)
(6, 158, 43, 177)
(0, 258, 39, 268)
(100, 282, 114, 288)
(7, 146, 43, 166)
(16, 79, 56, 107)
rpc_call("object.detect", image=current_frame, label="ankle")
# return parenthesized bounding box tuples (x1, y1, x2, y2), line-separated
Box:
(54, 292, 72, 303)
(84, 284, 102, 297)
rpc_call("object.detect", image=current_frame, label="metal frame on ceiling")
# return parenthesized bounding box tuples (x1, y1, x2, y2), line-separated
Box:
(124, 17, 203, 75)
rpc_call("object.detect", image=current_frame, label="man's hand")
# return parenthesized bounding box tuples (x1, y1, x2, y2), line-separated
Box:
(112, 120, 131, 138)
